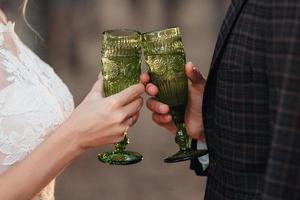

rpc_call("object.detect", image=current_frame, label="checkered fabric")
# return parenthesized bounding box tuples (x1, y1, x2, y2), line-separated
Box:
(190, 0, 300, 199)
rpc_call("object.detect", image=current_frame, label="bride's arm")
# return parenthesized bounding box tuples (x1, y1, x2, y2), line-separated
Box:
(0, 124, 81, 200)
(0, 79, 144, 200)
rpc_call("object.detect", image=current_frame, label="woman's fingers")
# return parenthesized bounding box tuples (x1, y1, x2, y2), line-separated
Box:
(123, 112, 140, 127)
(121, 97, 143, 120)
(131, 112, 140, 125)
(146, 98, 169, 114)
(111, 83, 145, 106)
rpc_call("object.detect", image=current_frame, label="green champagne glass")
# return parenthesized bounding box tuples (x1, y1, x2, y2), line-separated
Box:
(143, 27, 208, 163)
(98, 29, 143, 165)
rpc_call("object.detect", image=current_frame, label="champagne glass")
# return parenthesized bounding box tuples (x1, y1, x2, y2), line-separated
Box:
(98, 29, 143, 165)
(143, 27, 208, 163)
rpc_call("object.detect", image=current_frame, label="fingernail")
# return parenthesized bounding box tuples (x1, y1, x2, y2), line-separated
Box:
(159, 105, 165, 113)
(167, 115, 172, 121)
(187, 61, 193, 65)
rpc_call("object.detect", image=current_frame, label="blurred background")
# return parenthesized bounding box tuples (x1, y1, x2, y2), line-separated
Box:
(2, 0, 230, 199)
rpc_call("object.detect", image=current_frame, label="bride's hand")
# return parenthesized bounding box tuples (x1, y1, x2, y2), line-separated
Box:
(62, 75, 144, 152)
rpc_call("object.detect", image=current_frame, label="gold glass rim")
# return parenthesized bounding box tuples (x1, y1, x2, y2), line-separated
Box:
(142, 27, 181, 41)
(103, 29, 141, 40)
(101, 29, 142, 56)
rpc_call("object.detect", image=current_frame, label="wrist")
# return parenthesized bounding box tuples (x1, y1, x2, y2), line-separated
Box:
(198, 130, 205, 141)
(54, 121, 85, 160)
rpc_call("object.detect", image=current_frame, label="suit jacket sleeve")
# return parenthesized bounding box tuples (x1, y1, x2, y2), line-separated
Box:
(263, 4, 300, 199)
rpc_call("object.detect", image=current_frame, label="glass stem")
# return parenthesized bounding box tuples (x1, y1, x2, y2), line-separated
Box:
(114, 135, 129, 153)
(175, 123, 189, 152)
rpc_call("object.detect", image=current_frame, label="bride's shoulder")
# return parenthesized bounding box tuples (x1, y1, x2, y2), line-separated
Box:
(0, 9, 7, 25)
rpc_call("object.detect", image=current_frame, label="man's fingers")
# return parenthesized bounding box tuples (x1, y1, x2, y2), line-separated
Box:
(112, 83, 145, 106)
(146, 83, 159, 96)
(185, 62, 206, 85)
(152, 113, 177, 134)
(140, 72, 159, 97)
(152, 113, 172, 124)
(146, 98, 169, 114)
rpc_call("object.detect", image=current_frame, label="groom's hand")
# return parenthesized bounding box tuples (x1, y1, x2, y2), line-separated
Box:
(140, 62, 206, 140)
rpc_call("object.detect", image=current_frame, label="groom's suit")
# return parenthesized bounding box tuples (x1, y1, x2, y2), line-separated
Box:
(191, 0, 300, 199)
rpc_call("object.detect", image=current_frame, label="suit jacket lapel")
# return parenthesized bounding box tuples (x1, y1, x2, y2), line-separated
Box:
(202, 0, 248, 128)
(210, 0, 247, 69)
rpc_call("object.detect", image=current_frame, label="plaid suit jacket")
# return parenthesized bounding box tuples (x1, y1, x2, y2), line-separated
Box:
(191, 0, 300, 199)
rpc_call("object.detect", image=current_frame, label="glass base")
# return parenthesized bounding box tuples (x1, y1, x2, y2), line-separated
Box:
(164, 149, 208, 163)
(98, 150, 143, 165)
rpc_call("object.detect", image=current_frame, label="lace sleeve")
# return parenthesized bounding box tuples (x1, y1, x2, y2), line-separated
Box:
(0, 24, 62, 170)
(0, 66, 34, 167)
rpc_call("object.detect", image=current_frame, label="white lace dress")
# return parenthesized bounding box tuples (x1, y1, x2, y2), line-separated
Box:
(0, 22, 74, 199)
